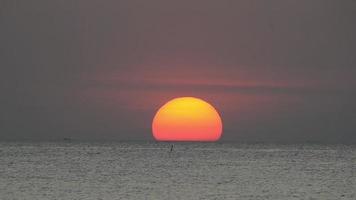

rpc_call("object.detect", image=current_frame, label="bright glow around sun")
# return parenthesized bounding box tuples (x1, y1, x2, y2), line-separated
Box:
(152, 97, 223, 141)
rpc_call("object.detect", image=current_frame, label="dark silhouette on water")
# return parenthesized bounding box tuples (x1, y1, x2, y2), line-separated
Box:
(170, 144, 174, 152)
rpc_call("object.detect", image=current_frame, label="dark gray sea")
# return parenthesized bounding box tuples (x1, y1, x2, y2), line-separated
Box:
(0, 142, 355, 199)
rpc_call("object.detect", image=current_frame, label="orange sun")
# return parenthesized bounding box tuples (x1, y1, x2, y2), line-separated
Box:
(152, 97, 223, 141)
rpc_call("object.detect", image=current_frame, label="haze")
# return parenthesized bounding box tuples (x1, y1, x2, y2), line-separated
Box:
(1, 0, 355, 143)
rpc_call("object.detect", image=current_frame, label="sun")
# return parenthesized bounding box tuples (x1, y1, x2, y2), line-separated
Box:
(152, 97, 223, 141)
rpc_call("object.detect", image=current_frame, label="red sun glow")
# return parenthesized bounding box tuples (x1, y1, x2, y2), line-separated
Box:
(152, 97, 223, 141)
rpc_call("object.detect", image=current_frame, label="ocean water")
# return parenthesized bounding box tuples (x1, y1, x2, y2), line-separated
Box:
(0, 142, 355, 200)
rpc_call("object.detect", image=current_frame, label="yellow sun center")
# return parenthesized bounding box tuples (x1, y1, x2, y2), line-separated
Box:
(152, 97, 223, 141)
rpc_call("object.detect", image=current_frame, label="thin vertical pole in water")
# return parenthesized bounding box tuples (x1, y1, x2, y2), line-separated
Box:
(170, 144, 174, 152)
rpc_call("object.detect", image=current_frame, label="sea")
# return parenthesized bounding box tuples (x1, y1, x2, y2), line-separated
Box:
(0, 142, 355, 200)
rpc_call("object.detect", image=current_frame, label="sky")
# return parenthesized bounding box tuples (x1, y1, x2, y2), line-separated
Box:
(1, 0, 355, 143)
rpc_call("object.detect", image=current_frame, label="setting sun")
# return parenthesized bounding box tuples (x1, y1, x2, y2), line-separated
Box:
(152, 97, 223, 141)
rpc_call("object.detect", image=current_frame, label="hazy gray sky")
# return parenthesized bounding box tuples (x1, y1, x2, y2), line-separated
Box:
(1, 0, 355, 142)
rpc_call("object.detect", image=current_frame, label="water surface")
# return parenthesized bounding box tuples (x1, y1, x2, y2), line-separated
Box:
(0, 142, 355, 199)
